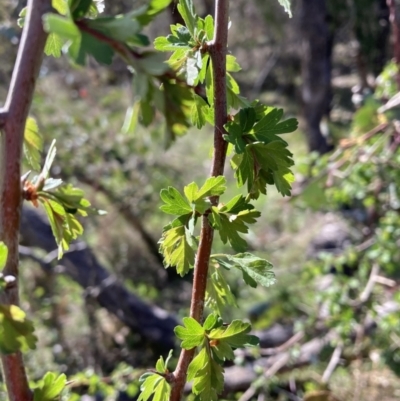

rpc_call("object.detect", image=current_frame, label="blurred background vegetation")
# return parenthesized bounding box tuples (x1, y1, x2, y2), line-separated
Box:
(2, 0, 400, 400)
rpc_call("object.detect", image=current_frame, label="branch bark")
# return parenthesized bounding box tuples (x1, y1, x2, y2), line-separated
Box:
(170, 1, 229, 400)
(0, 0, 50, 399)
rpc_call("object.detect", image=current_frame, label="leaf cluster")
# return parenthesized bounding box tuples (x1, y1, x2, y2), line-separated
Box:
(225, 105, 297, 198)
(23, 130, 105, 259)
(33, 372, 67, 401)
(159, 177, 268, 276)
(138, 350, 173, 401)
(174, 315, 258, 401)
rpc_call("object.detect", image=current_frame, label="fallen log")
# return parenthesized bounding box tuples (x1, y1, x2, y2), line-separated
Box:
(19, 205, 178, 351)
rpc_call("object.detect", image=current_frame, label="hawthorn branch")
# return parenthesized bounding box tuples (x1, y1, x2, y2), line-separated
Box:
(0, 0, 50, 400)
(170, 1, 229, 400)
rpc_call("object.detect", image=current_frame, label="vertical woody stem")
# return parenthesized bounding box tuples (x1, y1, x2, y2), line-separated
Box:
(170, 0, 229, 400)
(0, 0, 50, 400)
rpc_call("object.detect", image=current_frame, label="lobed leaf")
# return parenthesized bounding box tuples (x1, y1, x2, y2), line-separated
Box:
(138, 373, 170, 401)
(208, 320, 259, 349)
(159, 225, 195, 276)
(0, 305, 37, 354)
(174, 317, 205, 349)
(160, 186, 192, 215)
(214, 253, 275, 288)
(177, 0, 197, 36)
(33, 372, 66, 401)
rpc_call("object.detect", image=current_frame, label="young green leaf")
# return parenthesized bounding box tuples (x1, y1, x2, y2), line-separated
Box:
(190, 350, 224, 401)
(159, 224, 195, 275)
(204, 14, 214, 40)
(160, 186, 193, 215)
(0, 242, 8, 271)
(191, 94, 209, 129)
(177, 0, 197, 36)
(38, 140, 56, 181)
(209, 207, 261, 252)
(134, 0, 172, 27)
(214, 253, 275, 288)
(206, 261, 237, 314)
(252, 108, 298, 142)
(84, 15, 143, 43)
(43, 14, 80, 40)
(226, 55, 241, 72)
(44, 33, 63, 58)
(174, 317, 205, 349)
(208, 320, 259, 348)
(138, 373, 170, 401)
(33, 372, 66, 401)
(195, 176, 226, 200)
(0, 305, 37, 354)
(69, 31, 114, 65)
(203, 313, 219, 331)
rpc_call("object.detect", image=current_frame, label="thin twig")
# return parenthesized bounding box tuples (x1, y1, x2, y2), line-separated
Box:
(359, 264, 380, 303)
(238, 386, 257, 401)
(259, 331, 304, 356)
(322, 342, 343, 383)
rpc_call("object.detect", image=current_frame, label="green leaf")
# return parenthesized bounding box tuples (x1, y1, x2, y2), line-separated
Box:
(44, 33, 63, 58)
(33, 372, 67, 401)
(208, 319, 259, 348)
(159, 225, 195, 275)
(0, 305, 37, 354)
(206, 262, 237, 314)
(204, 15, 214, 40)
(84, 15, 142, 43)
(219, 195, 253, 214)
(160, 186, 192, 215)
(154, 349, 173, 374)
(134, 0, 172, 26)
(187, 346, 208, 382)
(138, 373, 170, 401)
(277, 0, 293, 17)
(226, 55, 241, 72)
(40, 198, 83, 259)
(203, 313, 219, 331)
(219, 253, 275, 288)
(195, 176, 226, 200)
(155, 355, 166, 373)
(69, 31, 114, 65)
(190, 350, 224, 401)
(191, 94, 209, 129)
(41, 139, 57, 179)
(52, 0, 68, 15)
(23, 117, 43, 171)
(209, 207, 260, 252)
(174, 317, 205, 349)
(224, 120, 247, 154)
(252, 108, 298, 141)
(43, 14, 80, 40)
(70, 0, 92, 19)
(177, 0, 197, 36)
(0, 242, 7, 271)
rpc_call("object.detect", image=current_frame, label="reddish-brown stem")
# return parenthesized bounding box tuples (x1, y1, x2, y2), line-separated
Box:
(169, 1, 229, 400)
(0, 0, 50, 400)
